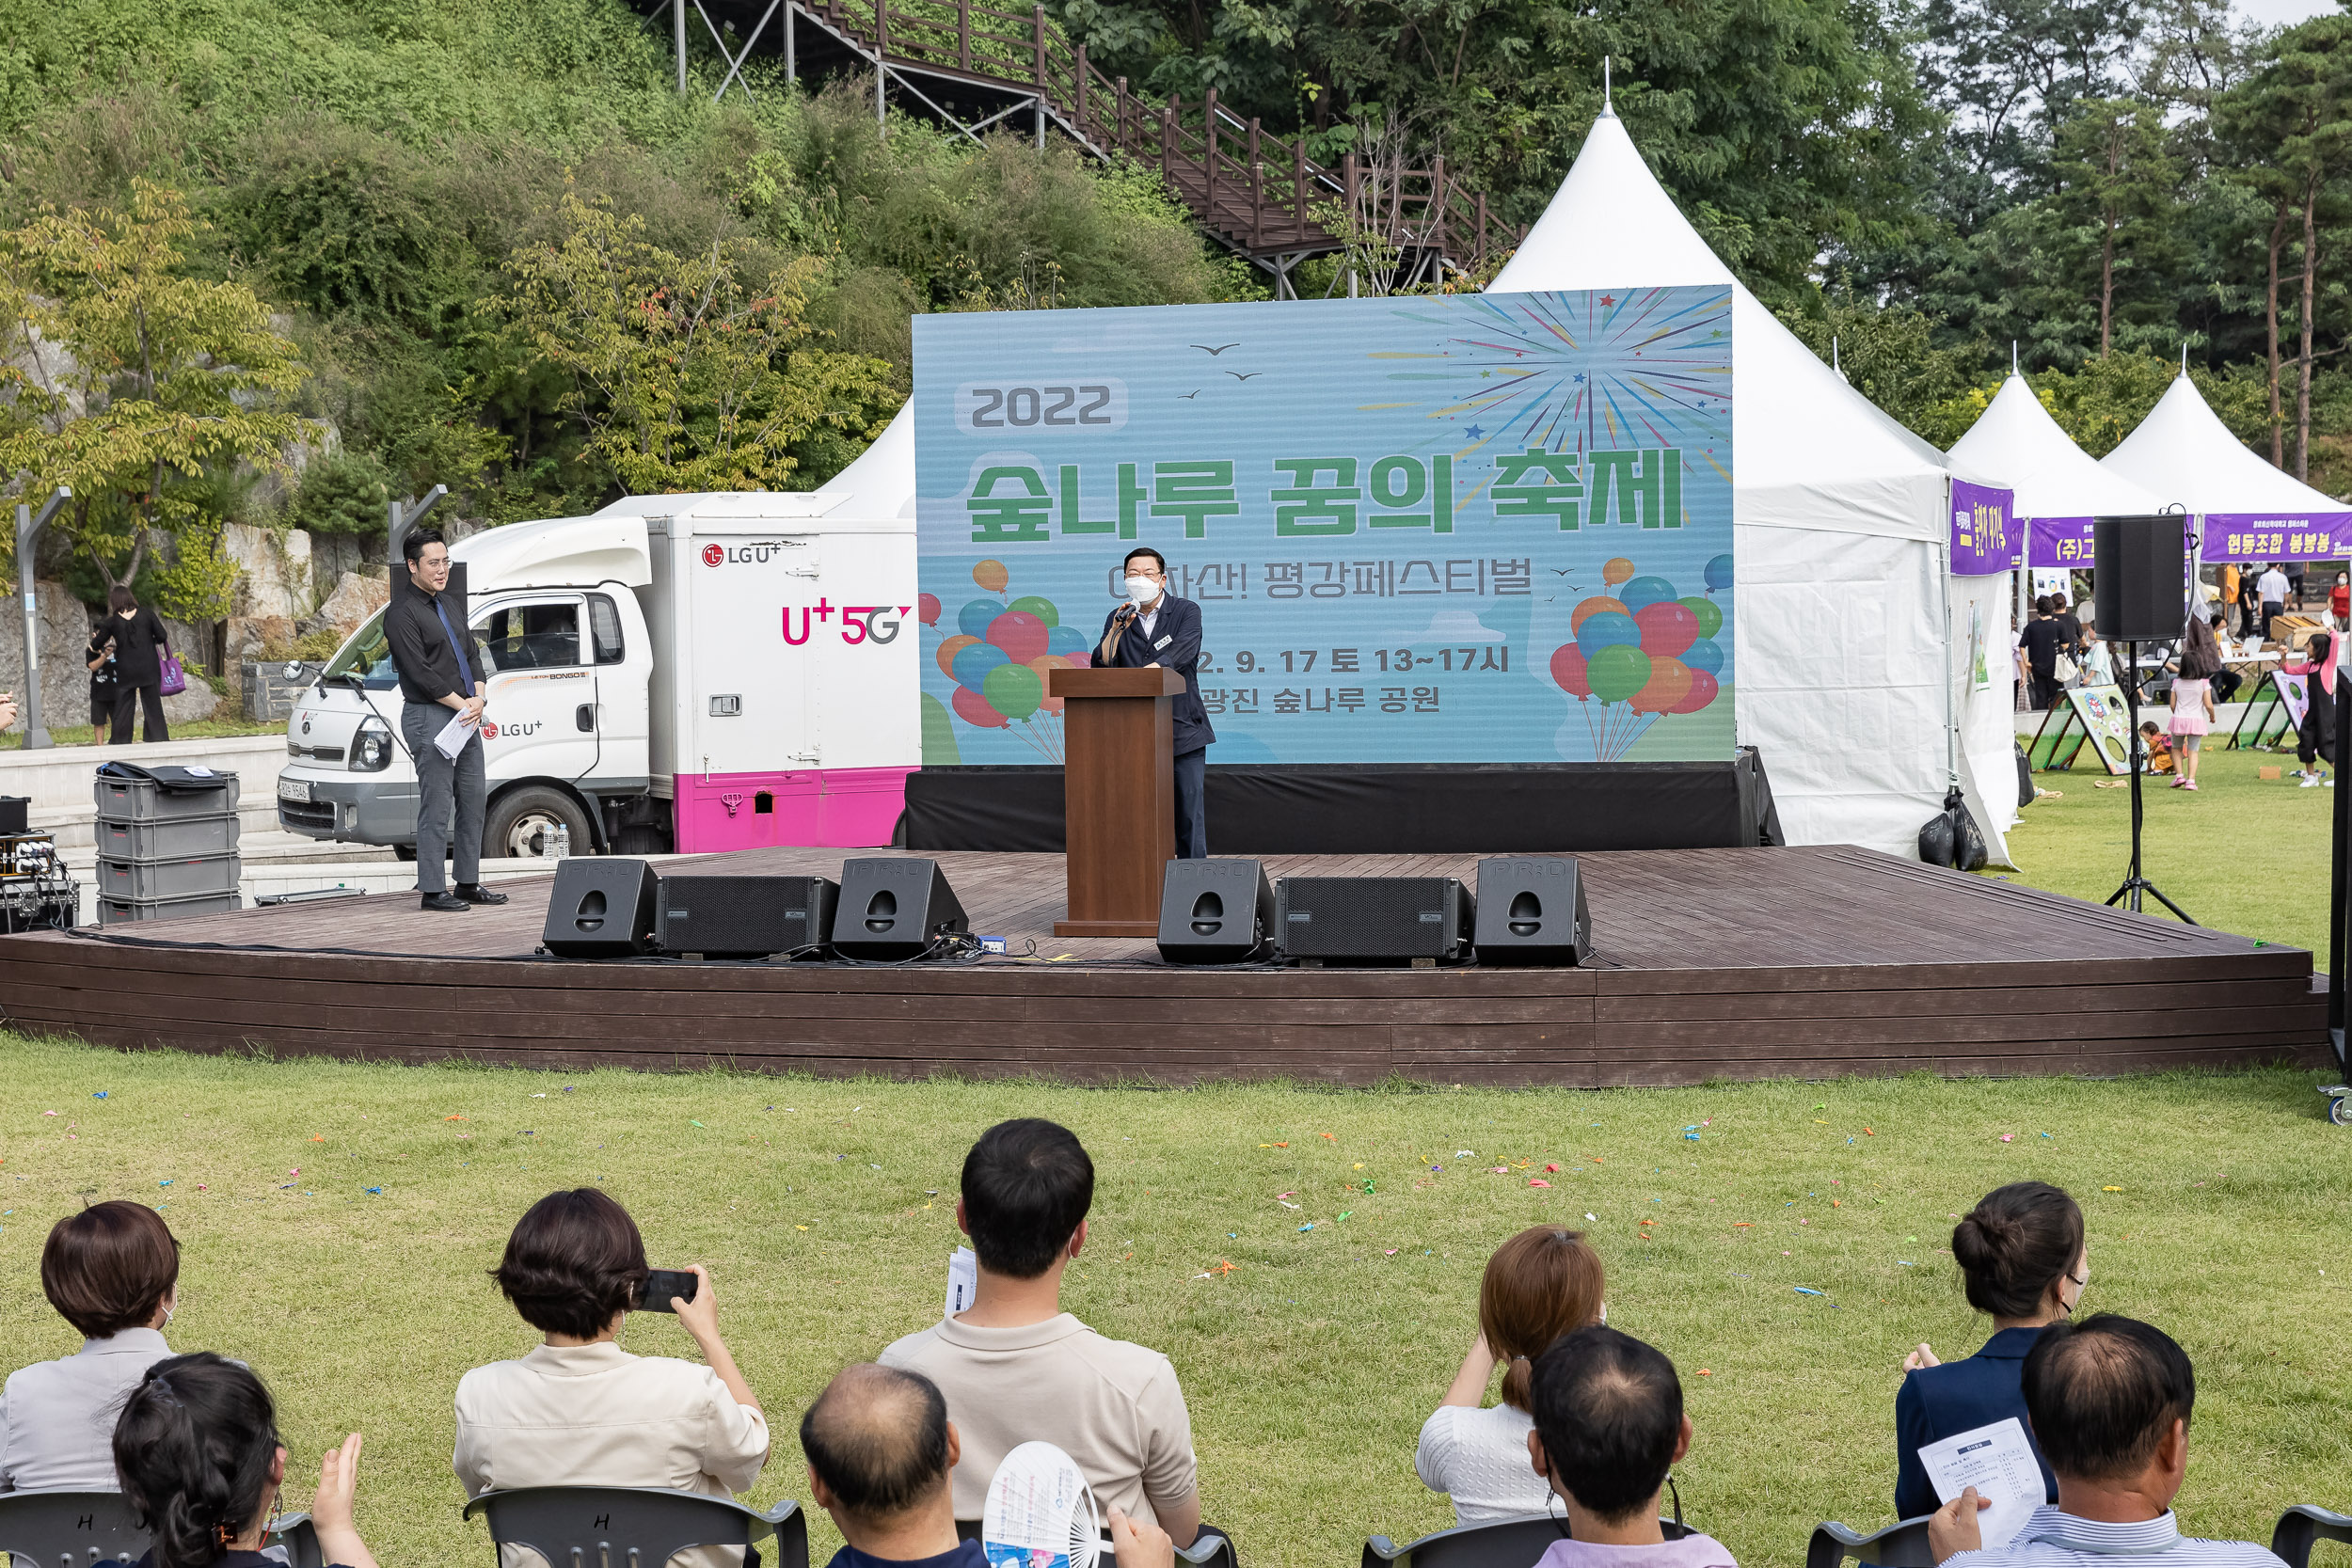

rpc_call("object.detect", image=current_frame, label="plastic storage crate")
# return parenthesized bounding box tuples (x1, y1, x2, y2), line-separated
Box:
(96, 813, 241, 861)
(93, 772, 241, 822)
(98, 890, 243, 925)
(94, 853, 241, 902)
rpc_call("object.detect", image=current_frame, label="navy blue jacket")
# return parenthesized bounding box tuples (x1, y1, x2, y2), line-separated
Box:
(1098, 594, 1215, 755)
(1894, 1325, 2060, 1520)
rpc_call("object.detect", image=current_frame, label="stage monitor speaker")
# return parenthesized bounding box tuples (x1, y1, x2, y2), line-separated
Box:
(833, 857, 967, 960)
(1276, 877, 1472, 965)
(2091, 514, 2187, 642)
(1156, 859, 1276, 963)
(657, 874, 837, 959)
(1473, 856, 1592, 966)
(543, 857, 659, 958)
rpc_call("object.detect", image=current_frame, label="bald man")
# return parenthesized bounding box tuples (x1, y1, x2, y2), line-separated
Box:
(801, 1364, 1173, 1568)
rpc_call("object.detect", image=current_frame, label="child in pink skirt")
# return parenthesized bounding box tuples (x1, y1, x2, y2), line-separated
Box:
(2170, 615, 2222, 790)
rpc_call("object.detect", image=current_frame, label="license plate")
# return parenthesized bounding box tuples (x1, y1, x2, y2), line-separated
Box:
(277, 777, 311, 803)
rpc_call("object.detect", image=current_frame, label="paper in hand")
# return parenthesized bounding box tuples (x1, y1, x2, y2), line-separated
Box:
(434, 709, 477, 761)
(1918, 1418, 2044, 1548)
(946, 1245, 977, 1318)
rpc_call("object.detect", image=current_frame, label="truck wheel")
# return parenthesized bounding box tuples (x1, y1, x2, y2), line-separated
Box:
(486, 786, 596, 861)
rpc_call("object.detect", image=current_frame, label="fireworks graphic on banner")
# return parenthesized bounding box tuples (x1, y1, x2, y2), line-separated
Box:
(1369, 288, 1733, 462)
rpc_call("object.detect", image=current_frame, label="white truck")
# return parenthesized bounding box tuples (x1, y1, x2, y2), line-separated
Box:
(275, 412, 921, 860)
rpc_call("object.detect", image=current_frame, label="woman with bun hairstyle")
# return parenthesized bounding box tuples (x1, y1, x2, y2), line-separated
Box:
(1416, 1227, 1606, 1527)
(112, 1352, 375, 1568)
(1892, 1180, 2087, 1520)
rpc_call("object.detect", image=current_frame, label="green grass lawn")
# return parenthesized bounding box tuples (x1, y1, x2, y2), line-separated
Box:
(1997, 731, 2336, 956)
(2, 1041, 2346, 1568)
(0, 716, 286, 749)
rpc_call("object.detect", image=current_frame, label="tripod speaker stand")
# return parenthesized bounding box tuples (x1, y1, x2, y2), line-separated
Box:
(2092, 514, 2196, 924)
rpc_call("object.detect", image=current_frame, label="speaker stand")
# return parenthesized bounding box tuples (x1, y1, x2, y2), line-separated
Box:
(2105, 638, 2197, 924)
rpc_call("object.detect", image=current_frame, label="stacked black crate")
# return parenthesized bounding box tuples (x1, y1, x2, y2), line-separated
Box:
(92, 770, 243, 924)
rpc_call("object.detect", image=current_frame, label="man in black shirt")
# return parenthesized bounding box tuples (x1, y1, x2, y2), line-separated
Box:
(387, 529, 507, 911)
(2019, 595, 2067, 709)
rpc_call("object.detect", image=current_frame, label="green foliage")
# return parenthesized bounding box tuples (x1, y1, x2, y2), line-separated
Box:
(288, 449, 395, 537)
(1777, 298, 1986, 439)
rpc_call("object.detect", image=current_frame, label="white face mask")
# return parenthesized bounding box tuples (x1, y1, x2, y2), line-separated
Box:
(1124, 575, 1160, 606)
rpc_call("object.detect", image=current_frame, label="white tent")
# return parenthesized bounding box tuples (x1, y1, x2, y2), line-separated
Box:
(2104, 372, 2344, 523)
(1956, 372, 2169, 522)
(1491, 108, 2017, 862)
(817, 401, 917, 516)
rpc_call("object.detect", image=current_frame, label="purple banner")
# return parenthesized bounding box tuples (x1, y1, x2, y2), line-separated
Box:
(2027, 516, 2096, 568)
(2200, 514, 2352, 562)
(1950, 481, 2020, 574)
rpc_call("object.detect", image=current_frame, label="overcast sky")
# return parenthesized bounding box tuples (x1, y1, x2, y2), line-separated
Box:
(2233, 0, 2336, 27)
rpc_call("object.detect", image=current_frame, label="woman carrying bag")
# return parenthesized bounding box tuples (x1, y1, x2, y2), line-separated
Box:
(98, 584, 173, 744)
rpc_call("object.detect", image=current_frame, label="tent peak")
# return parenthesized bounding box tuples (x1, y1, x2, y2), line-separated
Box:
(1602, 55, 1614, 116)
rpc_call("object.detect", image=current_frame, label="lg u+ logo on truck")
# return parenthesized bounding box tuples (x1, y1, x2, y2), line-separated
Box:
(703, 542, 791, 566)
(782, 599, 910, 646)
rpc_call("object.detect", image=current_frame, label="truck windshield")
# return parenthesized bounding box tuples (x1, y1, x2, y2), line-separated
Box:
(321, 609, 400, 689)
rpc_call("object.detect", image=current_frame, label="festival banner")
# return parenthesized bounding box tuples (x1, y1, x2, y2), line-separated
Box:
(911, 289, 1736, 765)
(1951, 481, 2019, 574)
(2200, 514, 2352, 562)
(2027, 516, 2096, 568)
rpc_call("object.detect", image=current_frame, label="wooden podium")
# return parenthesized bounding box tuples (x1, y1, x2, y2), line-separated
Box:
(1048, 665, 1187, 937)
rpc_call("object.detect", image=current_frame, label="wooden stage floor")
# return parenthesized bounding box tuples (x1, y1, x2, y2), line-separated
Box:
(0, 847, 2326, 1086)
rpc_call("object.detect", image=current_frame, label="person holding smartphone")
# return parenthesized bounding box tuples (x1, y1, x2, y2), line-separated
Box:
(454, 1189, 769, 1567)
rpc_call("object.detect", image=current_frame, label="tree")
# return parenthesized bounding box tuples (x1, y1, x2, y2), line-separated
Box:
(500, 182, 899, 494)
(2049, 97, 2176, 357)
(0, 180, 308, 619)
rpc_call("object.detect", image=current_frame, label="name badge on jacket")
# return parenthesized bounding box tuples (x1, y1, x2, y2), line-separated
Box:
(1154, 635, 1173, 651)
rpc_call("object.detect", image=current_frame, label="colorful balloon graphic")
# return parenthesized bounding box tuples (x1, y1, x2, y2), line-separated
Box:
(981, 661, 1044, 722)
(1682, 638, 1724, 676)
(1634, 600, 1699, 658)
(1630, 656, 1695, 715)
(1029, 654, 1073, 713)
(951, 686, 1008, 728)
(1674, 669, 1720, 714)
(936, 633, 978, 681)
(1603, 558, 1636, 586)
(917, 593, 941, 627)
(1585, 643, 1652, 705)
(1704, 554, 1734, 593)
(973, 560, 1009, 594)
(986, 610, 1049, 663)
(1550, 643, 1591, 699)
(1046, 625, 1092, 657)
(958, 597, 1007, 638)
(1679, 595, 1723, 641)
(950, 641, 1009, 689)
(1007, 594, 1058, 627)
(1619, 575, 1679, 613)
(1571, 595, 1629, 634)
(1576, 610, 1642, 651)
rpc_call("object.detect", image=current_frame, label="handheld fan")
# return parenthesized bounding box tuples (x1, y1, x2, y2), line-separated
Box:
(981, 1440, 1101, 1568)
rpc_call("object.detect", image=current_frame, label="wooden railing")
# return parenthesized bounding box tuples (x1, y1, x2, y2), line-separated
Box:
(793, 0, 1519, 274)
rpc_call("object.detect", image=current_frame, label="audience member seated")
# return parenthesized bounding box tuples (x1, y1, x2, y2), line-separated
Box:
(802, 1362, 1172, 1568)
(454, 1189, 770, 1566)
(1417, 1227, 1606, 1526)
(1928, 1315, 2284, 1568)
(1524, 1327, 1736, 1568)
(113, 1351, 376, 1568)
(880, 1119, 1202, 1544)
(1898, 1182, 2086, 1520)
(0, 1200, 183, 1491)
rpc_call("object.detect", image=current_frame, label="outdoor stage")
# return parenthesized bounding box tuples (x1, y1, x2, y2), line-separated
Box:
(0, 846, 2326, 1086)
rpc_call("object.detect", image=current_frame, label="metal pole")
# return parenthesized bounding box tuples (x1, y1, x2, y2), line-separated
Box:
(675, 0, 689, 94)
(15, 486, 70, 751)
(387, 485, 447, 575)
(786, 2, 795, 83)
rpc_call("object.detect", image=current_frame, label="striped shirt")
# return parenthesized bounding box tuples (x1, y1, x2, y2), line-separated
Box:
(1946, 1505, 2287, 1568)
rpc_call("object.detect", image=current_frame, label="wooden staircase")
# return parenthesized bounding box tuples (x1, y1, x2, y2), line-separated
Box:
(651, 0, 1519, 291)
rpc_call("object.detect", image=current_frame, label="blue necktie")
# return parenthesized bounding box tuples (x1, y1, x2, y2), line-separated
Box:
(434, 600, 476, 698)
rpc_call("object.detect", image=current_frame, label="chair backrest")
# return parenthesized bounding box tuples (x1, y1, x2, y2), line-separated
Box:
(0, 1489, 152, 1568)
(1363, 1513, 1690, 1568)
(464, 1487, 807, 1568)
(2273, 1505, 2352, 1568)
(268, 1510, 324, 1568)
(1805, 1517, 1936, 1568)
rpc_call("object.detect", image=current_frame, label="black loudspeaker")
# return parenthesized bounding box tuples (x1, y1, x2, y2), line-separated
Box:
(657, 875, 838, 959)
(2092, 515, 2187, 641)
(1473, 856, 1592, 966)
(1156, 859, 1276, 963)
(1276, 877, 1472, 965)
(542, 857, 659, 958)
(832, 858, 967, 959)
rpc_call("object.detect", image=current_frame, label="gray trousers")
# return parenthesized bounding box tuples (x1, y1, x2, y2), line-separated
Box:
(403, 701, 485, 893)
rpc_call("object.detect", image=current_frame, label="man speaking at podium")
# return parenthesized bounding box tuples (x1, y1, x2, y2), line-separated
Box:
(1096, 547, 1214, 858)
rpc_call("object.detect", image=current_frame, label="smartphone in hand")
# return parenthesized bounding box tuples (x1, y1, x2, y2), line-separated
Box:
(635, 1268, 699, 1313)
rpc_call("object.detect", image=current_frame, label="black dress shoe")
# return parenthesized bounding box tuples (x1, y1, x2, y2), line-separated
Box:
(420, 891, 470, 911)
(455, 883, 509, 906)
